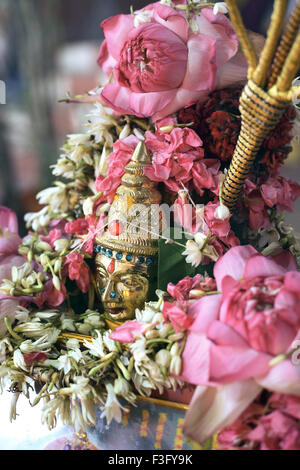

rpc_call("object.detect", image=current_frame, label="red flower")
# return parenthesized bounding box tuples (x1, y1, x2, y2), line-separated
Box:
(34, 280, 67, 308)
(167, 275, 216, 301)
(23, 352, 47, 366)
(64, 253, 91, 293)
(65, 218, 89, 235)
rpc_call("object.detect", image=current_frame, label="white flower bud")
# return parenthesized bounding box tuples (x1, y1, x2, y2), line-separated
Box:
(214, 204, 230, 220)
(170, 342, 180, 357)
(40, 254, 49, 266)
(159, 125, 174, 133)
(82, 197, 94, 216)
(194, 232, 206, 249)
(169, 356, 182, 375)
(152, 312, 164, 324)
(114, 377, 130, 396)
(213, 2, 228, 15)
(52, 275, 61, 291)
(54, 238, 69, 252)
(158, 323, 173, 338)
(37, 241, 52, 252)
(13, 349, 27, 370)
(155, 349, 171, 368)
(119, 123, 131, 139)
(54, 258, 62, 274)
(145, 329, 159, 339)
(168, 332, 184, 342)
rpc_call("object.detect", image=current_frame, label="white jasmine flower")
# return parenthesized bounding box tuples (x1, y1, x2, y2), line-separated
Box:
(95, 144, 110, 178)
(135, 304, 156, 323)
(213, 2, 228, 15)
(82, 197, 94, 216)
(157, 323, 173, 338)
(37, 185, 69, 213)
(133, 128, 145, 141)
(9, 392, 21, 422)
(83, 331, 105, 358)
(214, 204, 230, 220)
(155, 349, 171, 368)
(102, 331, 118, 352)
(100, 383, 125, 425)
(132, 373, 153, 396)
(24, 206, 51, 231)
(61, 315, 76, 332)
(52, 157, 75, 179)
(130, 337, 148, 366)
(114, 377, 136, 405)
(160, 0, 173, 6)
(13, 349, 27, 371)
(183, 240, 203, 267)
(194, 231, 207, 249)
(119, 123, 131, 139)
(133, 9, 153, 28)
(54, 238, 69, 252)
(67, 133, 91, 146)
(169, 355, 182, 375)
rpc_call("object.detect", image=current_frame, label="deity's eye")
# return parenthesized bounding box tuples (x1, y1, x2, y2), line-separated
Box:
(120, 276, 141, 289)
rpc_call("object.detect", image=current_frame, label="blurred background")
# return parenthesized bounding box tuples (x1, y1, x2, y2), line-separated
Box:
(0, 0, 299, 235)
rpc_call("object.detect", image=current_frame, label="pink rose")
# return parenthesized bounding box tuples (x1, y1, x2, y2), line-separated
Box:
(181, 245, 300, 443)
(98, 4, 250, 120)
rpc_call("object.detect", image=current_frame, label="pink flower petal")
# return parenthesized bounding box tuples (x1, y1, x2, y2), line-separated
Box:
(101, 83, 176, 118)
(188, 294, 222, 333)
(183, 380, 262, 443)
(256, 360, 300, 396)
(0, 206, 18, 233)
(244, 254, 288, 279)
(213, 245, 257, 290)
(181, 34, 217, 91)
(180, 332, 211, 385)
(109, 320, 148, 343)
(99, 14, 134, 61)
(153, 4, 189, 42)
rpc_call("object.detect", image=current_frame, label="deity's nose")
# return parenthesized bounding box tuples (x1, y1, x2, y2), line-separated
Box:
(102, 278, 120, 303)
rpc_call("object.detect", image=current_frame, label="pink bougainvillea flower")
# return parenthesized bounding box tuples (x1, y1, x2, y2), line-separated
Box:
(95, 135, 140, 202)
(109, 320, 149, 343)
(162, 301, 193, 332)
(144, 126, 204, 192)
(98, 3, 260, 120)
(180, 245, 300, 443)
(63, 253, 91, 293)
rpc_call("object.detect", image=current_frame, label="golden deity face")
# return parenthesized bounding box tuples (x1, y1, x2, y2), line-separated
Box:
(95, 247, 154, 321)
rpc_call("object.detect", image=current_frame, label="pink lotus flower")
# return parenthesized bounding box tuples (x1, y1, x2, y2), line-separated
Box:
(63, 253, 91, 293)
(181, 245, 300, 443)
(0, 207, 25, 337)
(109, 320, 148, 343)
(95, 135, 140, 202)
(98, 3, 255, 120)
(0, 206, 22, 259)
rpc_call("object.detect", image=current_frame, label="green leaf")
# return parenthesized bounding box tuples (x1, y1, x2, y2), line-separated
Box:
(157, 226, 212, 291)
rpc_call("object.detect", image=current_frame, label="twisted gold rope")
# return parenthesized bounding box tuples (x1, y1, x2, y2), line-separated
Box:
(225, 0, 258, 78)
(252, 0, 288, 88)
(268, 1, 300, 88)
(276, 30, 300, 92)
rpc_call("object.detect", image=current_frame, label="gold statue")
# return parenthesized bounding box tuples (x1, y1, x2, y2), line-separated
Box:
(94, 141, 162, 321)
